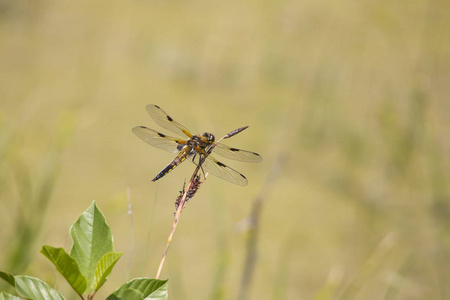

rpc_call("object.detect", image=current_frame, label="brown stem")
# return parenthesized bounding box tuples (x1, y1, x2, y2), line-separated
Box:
(155, 159, 205, 279)
(155, 179, 192, 279)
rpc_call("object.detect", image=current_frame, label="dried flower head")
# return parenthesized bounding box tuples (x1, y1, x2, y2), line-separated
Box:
(174, 175, 203, 213)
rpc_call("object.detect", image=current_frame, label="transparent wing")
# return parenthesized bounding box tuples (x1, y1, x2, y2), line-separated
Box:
(213, 143, 262, 162)
(132, 126, 187, 153)
(191, 154, 248, 186)
(146, 104, 193, 138)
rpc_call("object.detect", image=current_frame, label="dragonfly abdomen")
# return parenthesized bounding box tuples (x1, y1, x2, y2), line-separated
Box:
(152, 149, 190, 182)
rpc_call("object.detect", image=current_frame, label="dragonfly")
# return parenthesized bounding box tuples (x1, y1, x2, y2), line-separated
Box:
(132, 104, 262, 186)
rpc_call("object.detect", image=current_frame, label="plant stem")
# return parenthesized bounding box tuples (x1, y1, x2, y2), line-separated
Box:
(155, 179, 192, 279)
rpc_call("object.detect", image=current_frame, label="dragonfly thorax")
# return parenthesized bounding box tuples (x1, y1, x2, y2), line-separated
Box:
(188, 132, 215, 150)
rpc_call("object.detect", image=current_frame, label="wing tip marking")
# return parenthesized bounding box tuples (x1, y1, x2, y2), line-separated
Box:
(132, 126, 147, 133)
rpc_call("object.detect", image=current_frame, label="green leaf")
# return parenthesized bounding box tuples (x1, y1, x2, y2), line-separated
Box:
(105, 278, 168, 300)
(0, 271, 15, 287)
(69, 201, 113, 291)
(146, 280, 169, 300)
(40, 245, 87, 295)
(14, 275, 66, 300)
(0, 292, 23, 300)
(121, 288, 144, 300)
(93, 252, 123, 291)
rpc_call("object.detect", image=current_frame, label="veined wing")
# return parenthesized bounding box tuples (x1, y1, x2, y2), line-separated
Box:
(212, 143, 262, 162)
(132, 126, 187, 153)
(146, 104, 193, 138)
(191, 154, 248, 186)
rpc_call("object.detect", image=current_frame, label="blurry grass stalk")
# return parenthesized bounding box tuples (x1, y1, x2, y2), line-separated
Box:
(337, 232, 398, 299)
(0, 112, 73, 283)
(126, 187, 134, 281)
(141, 188, 157, 276)
(7, 149, 60, 273)
(237, 155, 285, 300)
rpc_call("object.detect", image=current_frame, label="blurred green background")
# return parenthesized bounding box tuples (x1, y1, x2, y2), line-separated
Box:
(1, 0, 449, 299)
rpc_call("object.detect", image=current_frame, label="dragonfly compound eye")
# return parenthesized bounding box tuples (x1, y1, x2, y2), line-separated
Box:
(203, 132, 214, 142)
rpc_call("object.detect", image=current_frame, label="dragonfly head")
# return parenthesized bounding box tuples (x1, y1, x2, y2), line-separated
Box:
(203, 132, 215, 143)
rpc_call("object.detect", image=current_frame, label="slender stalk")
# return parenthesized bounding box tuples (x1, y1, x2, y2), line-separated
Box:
(155, 160, 205, 279)
(155, 179, 193, 279)
(237, 155, 285, 300)
(126, 187, 134, 281)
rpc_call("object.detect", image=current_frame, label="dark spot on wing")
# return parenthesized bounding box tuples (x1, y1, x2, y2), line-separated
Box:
(139, 126, 147, 129)
(158, 133, 166, 138)
(155, 105, 161, 109)
(217, 161, 226, 167)
(167, 115, 173, 122)
(240, 173, 247, 179)
(230, 147, 239, 151)
(254, 152, 260, 156)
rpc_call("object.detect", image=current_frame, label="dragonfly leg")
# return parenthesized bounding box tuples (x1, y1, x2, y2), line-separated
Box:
(191, 153, 208, 179)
